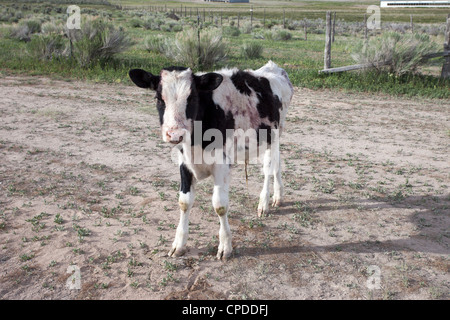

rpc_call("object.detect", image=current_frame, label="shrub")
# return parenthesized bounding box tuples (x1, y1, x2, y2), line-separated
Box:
(27, 34, 66, 60)
(129, 18, 142, 28)
(264, 28, 292, 41)
(171, 24, 183, 32)
(223, 26, 240, 37)
(241, 41, 263, 59)
(351, 32, 441, 76)
(41, 21, 64, 35)
(0, 12, 13, 22)
(142, 16, 162, 30)
(20, 18, 42, 34)
(160, 24, 171, 32)
(382, 22, 409, 34)
(240, 21, 253, 34)
(161, 27, 227, 69)
(143, 34, 164, 53)
(266, 20, 277, 29)
(70, 18, 132, 67)
(286, 19, 302, 30)
(251, 30, 265, 39)
(9, 24, 30, 42)
(417, 24, 446, 36)
(275, 29, 292, 41)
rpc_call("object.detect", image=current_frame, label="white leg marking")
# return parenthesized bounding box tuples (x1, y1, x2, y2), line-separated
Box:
(272, 143, 283, 208)
(258, 148, 272, 217)
(212, 164, 232, 260)
(217, 213, 232, 260)
(168, 188, 195, 257)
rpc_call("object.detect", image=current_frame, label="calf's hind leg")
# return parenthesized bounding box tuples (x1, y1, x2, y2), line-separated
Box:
(258, 148, 272, 217)
(272, 140, 283, 207)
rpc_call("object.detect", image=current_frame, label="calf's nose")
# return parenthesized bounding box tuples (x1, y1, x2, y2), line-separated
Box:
(166, 130, 184, 144)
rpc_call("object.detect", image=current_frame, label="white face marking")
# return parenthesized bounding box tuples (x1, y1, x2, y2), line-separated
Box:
(160, 69, 193, 142)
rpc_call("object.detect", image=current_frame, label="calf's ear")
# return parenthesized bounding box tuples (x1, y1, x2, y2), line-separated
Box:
(129, 69, 160, 90)
(194, 73, 223, 91)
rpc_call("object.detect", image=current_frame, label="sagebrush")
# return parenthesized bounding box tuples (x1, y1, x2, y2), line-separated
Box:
(241, 41, 263, 59)
(69, 17, 132, 67)
(351, 32, 441, 76)
(161, 27, 227, 69)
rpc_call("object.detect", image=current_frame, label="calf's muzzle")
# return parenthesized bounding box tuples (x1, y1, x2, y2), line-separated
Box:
(166, 129, 185, 144)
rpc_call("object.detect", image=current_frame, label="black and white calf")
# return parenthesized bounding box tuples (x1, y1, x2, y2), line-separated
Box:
(129, 61, 293, 260)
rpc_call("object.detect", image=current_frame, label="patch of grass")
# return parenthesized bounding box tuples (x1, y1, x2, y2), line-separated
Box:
(73, 224, 91, 241)
(293, 201, 316, 227)
(163, 260, 178, 271)
(53, 213, 64, 224)
(129, 186, 139, 195)
(241, 41, 263, 59)
(20, 253, 35, 262)
(26, 212, 49, 232)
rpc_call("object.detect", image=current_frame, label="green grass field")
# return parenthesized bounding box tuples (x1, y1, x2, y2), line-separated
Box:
(112, 0, 450, 23)
(0, 0, 449, 98)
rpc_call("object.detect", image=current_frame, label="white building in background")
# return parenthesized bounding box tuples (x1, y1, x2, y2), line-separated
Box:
(205, 0, 250, 2)
(380, 1, 450, 7)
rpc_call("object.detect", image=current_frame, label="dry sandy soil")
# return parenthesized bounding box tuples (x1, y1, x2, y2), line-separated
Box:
(0, 75, 448, 300)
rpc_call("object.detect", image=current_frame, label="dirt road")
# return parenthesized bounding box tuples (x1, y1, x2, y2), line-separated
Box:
(0, 76, 448, 299)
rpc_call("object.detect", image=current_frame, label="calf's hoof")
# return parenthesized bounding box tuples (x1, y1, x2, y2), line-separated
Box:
(168, 247, 186, 257)
(216, 247, 232, 261)
(257, 201, 269, 217)
(271, 197, 281, 208)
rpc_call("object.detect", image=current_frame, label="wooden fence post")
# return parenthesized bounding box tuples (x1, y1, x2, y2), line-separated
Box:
(250, 5, 253, 31)
(238, 12, 240, 28)
(332, 11, 336, 43)
(68, 30, 73, 58)
(283, 9, 286, 29)
(324, 11, 332, 70)
(263, 8, 266, 28)
(304, 23, 307, 41)
(410, 14, 414, 33)
(441, 16, 450, 79)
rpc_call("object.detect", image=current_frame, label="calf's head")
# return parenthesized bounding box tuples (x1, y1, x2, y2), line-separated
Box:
(129, 67, 223, 144)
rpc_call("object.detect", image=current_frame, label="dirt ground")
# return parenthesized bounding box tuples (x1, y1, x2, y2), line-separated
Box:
(0, 75, 448, 300)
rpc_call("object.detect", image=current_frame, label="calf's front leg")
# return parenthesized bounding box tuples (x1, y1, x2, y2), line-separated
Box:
(212, 163, 232, 261)
(168, 163, 195, 257)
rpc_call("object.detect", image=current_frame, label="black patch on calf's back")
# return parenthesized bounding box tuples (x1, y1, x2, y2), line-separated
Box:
(230, 71, 281, 126)
(257, 93, 281, 126)
(230, 70, 253, 96)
